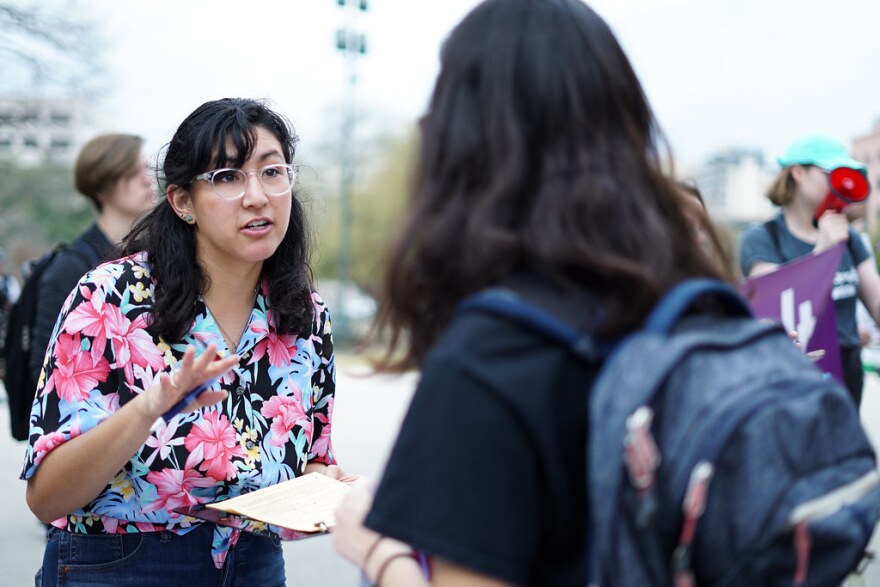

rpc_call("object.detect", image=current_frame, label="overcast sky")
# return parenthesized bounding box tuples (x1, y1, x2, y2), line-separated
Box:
(80, 0, 880, 171)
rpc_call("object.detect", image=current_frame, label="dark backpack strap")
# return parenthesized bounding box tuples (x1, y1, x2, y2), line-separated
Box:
(765, 217, 858, 263)
(67, 238, 100, 269)
(643, 279, 752, 334)
(763, 219, 782, 258)
(455, 287, 614, 362)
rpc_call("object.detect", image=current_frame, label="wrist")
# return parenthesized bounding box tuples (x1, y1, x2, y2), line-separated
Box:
(128, 391, 160, 426)
(365, 539, 412, 583)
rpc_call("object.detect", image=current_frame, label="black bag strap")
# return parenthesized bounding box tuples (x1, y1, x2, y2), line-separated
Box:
(67, 238, 100, 269)
(455, 287, 614, 362)
(764, 218, 858, 262)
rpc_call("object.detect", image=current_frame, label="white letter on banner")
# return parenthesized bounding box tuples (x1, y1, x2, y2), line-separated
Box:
(779, 287, 816, 350)
(797, 300, 816, 349)
(781, 288, 795, 336)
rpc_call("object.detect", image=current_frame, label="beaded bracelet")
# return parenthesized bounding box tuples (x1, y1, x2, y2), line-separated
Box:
(373, 551, 414, 586)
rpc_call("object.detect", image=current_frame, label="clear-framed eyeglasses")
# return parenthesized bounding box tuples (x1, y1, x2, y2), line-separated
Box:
(193, 163, 296, 200)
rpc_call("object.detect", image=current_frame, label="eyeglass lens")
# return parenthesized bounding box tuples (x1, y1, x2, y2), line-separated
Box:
(211, 165, 293, 199)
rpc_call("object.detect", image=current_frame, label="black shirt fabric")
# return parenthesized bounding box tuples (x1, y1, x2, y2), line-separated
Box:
(29, 222, 116, 383)
(365, 279, 598, 586)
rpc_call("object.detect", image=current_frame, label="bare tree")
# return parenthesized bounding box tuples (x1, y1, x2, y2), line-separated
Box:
(0, 0, 103, 96)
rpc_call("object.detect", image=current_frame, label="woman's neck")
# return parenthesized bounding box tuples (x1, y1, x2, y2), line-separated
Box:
(96, 209, 138, 246)
(782, 202, 819, 243)
(201, 254, 261, 309)
(201, 260, 262, 351)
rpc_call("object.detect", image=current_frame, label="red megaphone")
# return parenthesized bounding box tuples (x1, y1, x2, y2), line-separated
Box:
(814, 167, 871, 222)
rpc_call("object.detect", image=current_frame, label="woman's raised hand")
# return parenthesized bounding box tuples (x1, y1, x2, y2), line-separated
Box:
(815, 211, 850, 253)
(137, 343, 238, 421)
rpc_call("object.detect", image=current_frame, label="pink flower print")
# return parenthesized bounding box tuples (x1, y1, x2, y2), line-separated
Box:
(251, 333, 299, 367)
(309, 395, 333, 459)
(260, 393, 308, 447)
(64, 292, 111, 365)
(101, 515, 120, 534)
(247, 317, 298, 367)
(31, 431, 67, 467)
(142, 467, 216, 513)
(310, 292, 325, 326)
(144, 419, 186, 467)
(278, 528, 313, 540)
(106, 311, 166, 385)
(310, 425, 333, 461)
(183, 411, 247, 481)
(43, 333, 111, 403)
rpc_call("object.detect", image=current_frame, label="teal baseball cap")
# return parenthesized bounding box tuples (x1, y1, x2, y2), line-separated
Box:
(777, 134, 866, 171)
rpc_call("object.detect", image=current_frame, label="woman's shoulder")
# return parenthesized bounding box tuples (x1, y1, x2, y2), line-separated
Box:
(87, 251, 150, 280)
(740, 216, 784, 253)
(74, 252, 154, 301)
(426, 281, 594, 384)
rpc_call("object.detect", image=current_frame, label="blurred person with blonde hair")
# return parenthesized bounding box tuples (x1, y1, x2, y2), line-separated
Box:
(29, 133, 155, 391)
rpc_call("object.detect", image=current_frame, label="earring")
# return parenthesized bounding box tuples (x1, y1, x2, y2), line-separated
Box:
(181, 214, 194, 224)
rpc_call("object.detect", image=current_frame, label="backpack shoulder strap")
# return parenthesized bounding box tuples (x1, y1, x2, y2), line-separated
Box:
(66, 238, 100, 269)
(643, 278, 752, 334)
(455, 287, 613, 362)
(765, 217, 858, 262)
(763, 219, 782, 258)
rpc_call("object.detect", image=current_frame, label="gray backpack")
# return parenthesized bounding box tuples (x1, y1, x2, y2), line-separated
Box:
(460, 278, 880, 586)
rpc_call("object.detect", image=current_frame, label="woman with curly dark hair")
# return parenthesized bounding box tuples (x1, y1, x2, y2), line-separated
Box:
(332, 0, 735, 585)
(23, 98, 340, 585)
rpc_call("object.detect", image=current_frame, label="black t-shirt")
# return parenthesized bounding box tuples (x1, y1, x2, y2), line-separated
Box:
(365, 283, 598, 586)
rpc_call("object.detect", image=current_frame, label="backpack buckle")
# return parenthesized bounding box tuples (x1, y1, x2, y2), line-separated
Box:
(625, 406, 662, 527)
(673, 462, 714, 587)
(624, 406, 661, 489)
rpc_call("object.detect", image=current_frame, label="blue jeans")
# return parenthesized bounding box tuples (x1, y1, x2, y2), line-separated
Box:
(36, 524, 285, 586)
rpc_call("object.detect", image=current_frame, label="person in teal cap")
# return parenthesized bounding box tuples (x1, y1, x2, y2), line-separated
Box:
(740, 134, 880, 407)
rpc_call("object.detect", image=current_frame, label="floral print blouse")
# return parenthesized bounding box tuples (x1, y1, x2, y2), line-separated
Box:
(20, 252, 336, 568)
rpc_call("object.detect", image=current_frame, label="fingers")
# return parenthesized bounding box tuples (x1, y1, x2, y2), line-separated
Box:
(337, 483, 375, 524)
(323, 465, 363, 485)
(324, 464, 344, 480)
(170, 344, 238, 395)
(818, 212, 849, 238)
(192, 389, 228, 410)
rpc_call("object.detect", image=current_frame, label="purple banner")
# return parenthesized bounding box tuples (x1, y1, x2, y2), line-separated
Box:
(740, 243, 845, 383)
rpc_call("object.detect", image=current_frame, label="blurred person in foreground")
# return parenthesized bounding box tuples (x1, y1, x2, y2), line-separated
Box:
(331, 0, 736, 585)
(739, 134, 880, 407)
(29, 133, 156, 392)
(22, 98, 343, 585)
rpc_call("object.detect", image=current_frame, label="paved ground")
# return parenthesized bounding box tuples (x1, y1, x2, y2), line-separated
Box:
(1, 364, 879, 585)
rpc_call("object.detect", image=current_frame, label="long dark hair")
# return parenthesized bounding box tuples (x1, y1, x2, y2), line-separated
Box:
(123, 98, 314, 342)
(375, 0, 735, 369)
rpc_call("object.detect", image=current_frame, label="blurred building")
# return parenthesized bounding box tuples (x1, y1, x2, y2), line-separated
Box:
(694, 147, 775, 225)
(851, 119, 880, 234)
(0, 96, 92, 165)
